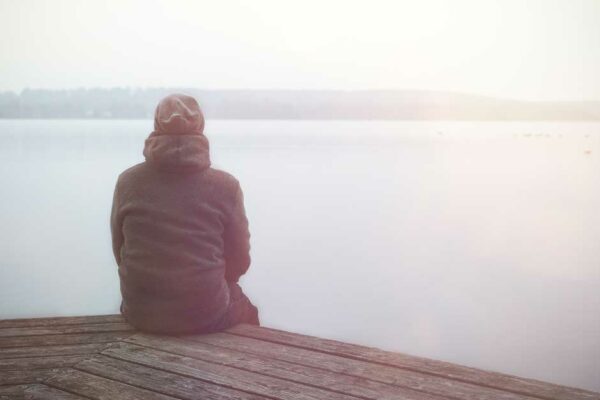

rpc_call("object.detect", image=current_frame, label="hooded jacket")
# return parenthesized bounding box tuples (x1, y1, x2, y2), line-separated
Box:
(110, 94, 251, 333)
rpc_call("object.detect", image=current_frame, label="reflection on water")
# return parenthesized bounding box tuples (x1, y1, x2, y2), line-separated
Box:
(0, 119, 599, 391)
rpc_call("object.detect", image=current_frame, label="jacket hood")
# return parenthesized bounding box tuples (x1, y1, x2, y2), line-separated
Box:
(143, 132, 211, 171)
(154, 94, 205, 135)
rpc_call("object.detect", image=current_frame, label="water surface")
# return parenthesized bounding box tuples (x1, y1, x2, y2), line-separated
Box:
(1, 119, 599, 391)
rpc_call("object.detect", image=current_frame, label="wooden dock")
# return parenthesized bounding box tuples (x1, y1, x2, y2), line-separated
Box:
(0, 315, 598, 400)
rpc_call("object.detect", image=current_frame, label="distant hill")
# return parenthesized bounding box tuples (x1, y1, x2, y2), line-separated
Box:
(0, 88, 598, 120)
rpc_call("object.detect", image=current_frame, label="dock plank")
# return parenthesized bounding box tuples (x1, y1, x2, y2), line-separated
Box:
(229, 324, 599, 400)
(0, 384, 29, 399)
(0, 315, 124, 329)
(0, 314, 596, 400)
(0, 322, 133, 337)
(0, 343, 108, 359)
(102, 341, 361, 400)
(0, 332, 133, 348)
(44, 368, 179, 400)
(24, 384, 88, 400)
(188, 331, 539, 400)
(77, 355, 270, 400)
(0, 369, 59, 385)
(0, 354, 88, 370)
(127, 333, 446, 400)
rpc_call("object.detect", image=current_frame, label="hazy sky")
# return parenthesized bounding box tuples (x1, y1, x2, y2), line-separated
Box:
(1, 0, 599, 101)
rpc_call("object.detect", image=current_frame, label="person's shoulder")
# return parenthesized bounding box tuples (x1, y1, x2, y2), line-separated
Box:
(116, 162, 147, 184)
(204, 167, 242, 199)
(206, 167, 240, 187)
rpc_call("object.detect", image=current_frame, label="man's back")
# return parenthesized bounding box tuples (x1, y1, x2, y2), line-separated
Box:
(110, 94, 256, 334)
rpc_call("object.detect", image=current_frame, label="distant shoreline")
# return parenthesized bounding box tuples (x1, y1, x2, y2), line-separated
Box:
(2, 117, 600, 121)
(1, 88, 598, 120)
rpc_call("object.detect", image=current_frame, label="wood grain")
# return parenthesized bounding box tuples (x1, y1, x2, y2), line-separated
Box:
(0, 315, 124, 329)
(127, 332, 445, 400)
(44, 368, 179, 400)
(0, 343, 108, 359)
(0, 369, 58, 385)
(0, 355, 88, 370)
(102, 341, 361, 400)
(24, 384, 88, 400)
(77, 355, 270, 400)
(1, 314, 596, 400)
(0, 322, 133, 338)
(0, 332, 133, 348)
(0, 384, 30, 400)
(229, 324, 600, 400)
(188, 331, 539, 400)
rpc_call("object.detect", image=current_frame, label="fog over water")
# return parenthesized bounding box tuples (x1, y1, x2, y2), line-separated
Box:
(0, 119, 599, 391)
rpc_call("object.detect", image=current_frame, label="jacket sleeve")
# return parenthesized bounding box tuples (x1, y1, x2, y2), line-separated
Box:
(223, 184, 251, 283)
(110, 181, 124, 266)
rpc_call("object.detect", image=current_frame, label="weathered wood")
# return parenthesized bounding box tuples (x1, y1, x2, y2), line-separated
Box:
(0, 314, 124, 329)
(229, 324, 599, 400)
(0, 343, 108, 359)
(0, 332, 133, 348)
(1, 314, 596, 400)
(188, 331, 538, 400)
(24, 384, 88, 400)
(0, 384, 30, 399)
(0, 322, 133, 338)
(77, 355, 269, 400)
(127, 333, 445, 400)
(44, 368, 178, 400)
(0, 369, 58, 385)
(0, 354, 88, 370)
(3, 382, 109, 400)
(102, 341, 361, 400)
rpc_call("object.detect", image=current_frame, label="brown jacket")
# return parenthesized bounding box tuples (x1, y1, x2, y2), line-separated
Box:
(111, 131, 251, 333)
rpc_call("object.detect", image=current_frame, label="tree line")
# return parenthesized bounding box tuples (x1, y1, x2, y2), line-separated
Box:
(0, 88, 598, 120)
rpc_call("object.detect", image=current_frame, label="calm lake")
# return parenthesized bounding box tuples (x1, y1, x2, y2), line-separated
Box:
(1, 119, 599, 391)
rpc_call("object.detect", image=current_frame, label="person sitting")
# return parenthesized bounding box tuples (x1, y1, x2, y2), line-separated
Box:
(110, 93, 259, 334)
